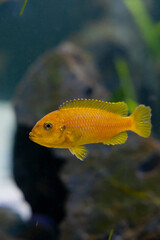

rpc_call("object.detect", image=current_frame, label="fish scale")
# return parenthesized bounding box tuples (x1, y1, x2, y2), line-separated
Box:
(62, 107, 131, 145)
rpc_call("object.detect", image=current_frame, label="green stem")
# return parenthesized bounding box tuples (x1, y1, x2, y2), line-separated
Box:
(115, 58, 138, 113)
(108, 228, 114, 240)
(123, 0, 160, 59)
(20, 0, 28, 16)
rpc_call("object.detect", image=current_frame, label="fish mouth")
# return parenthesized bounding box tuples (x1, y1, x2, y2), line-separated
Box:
(29, 132, 37, 141)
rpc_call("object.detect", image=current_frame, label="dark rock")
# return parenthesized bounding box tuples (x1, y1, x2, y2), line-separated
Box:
(13, 42, 108, 127)
(13, 125, 68, 227)
(60, 135, 160, 240)
(12, 41, 160, 240)
(12, 42, 109, 239)
(0, 207, 23, 240)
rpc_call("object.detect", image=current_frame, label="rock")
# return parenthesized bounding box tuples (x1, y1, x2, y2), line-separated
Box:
(60, 135, 160, 240)
(13, 42, 108, 127)
(12, 41, 160, 240)
(0, 207, 23, 240)
(12, 42, 109, 239)
(13, 125, 67, 240)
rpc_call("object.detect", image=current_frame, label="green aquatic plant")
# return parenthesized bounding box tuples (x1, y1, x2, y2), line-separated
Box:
(109, 177, 160, 206)
(123, 0, 160, 134)
(109, 177, 148, 199)
(115, 58, 138, 113)
(108, 228, 114, 240)
(123, 0, 160, 59)
(155, 21, 160, 35)
(20, 0, 27, 16)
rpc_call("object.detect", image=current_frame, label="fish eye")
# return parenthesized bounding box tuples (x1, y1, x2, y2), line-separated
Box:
(44, 122, 53, 130)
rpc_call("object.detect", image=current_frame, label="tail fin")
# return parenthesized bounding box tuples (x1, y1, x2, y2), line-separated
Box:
(131, 105, 152, 138)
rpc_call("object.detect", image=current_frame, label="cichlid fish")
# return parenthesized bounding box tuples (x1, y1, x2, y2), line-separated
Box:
(29, 99, 152, 160)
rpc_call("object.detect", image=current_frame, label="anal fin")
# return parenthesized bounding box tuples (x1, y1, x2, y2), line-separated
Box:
(103, 132, 128, 145)
(69, 146, 88, 161)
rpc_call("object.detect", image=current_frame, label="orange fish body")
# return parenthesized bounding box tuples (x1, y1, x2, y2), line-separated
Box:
(29, 99, 152, 160)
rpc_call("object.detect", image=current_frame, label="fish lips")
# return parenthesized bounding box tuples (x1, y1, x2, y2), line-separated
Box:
(29, 132, 37, 141)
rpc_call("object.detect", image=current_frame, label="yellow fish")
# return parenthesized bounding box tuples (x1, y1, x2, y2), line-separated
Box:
(29, 99, 152, 160)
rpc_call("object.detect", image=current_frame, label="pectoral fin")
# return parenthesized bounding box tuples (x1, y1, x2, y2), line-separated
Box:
(69, 146, 88, 161)
(65, 129, 82, 143)
(103, 132, 128, 145)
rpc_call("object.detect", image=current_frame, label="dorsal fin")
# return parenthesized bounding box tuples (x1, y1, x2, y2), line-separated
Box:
(59, 99, 128, 116)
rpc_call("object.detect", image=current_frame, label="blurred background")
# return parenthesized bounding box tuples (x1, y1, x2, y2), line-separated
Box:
(0, 0, 160, 239)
